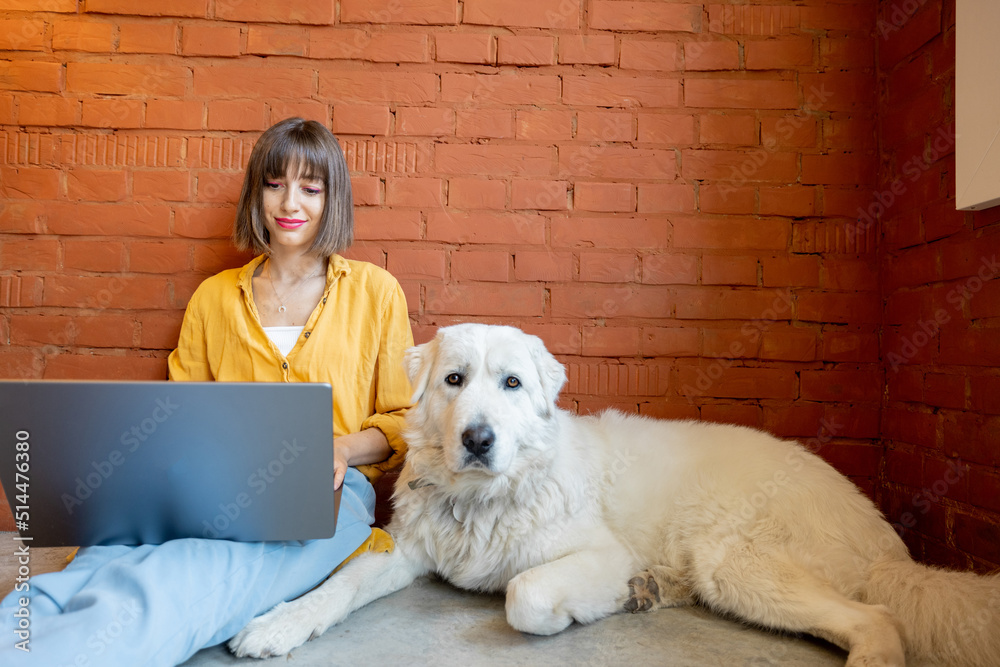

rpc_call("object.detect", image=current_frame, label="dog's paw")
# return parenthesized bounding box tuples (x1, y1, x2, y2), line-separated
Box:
(228, 601, 319, 659)
(624, 573, 661, 613)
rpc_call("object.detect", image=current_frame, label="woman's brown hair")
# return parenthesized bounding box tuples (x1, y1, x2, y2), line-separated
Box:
(233, 117, 353, 256)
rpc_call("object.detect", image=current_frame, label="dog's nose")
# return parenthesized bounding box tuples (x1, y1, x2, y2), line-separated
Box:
(462, 424, 495, 458)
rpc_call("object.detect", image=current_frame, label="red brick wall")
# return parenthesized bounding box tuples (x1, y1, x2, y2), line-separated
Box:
(0, 0, 987, 571)
(876, 0, 1000, 572)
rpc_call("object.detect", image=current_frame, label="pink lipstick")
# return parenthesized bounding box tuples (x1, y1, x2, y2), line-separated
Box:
(275, 218, 306, 229)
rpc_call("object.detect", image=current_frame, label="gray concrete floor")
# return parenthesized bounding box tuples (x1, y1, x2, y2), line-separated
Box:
(1, 538, 848, 666)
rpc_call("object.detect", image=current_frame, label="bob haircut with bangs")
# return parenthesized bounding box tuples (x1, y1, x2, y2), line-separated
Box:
(233, 117, 353, 257)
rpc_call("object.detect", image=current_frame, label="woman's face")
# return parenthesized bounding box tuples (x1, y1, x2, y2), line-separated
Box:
(261, 168, 326, 252)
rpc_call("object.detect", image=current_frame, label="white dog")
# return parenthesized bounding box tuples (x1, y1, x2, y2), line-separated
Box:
(230, 324, 1000, 666)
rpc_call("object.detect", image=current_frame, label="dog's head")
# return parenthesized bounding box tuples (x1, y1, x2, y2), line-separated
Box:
(403, 324, 566, 478)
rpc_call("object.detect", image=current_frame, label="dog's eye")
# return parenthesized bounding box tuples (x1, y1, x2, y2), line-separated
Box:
(504, 376, 520, 389)
(445, 373, 463, 386)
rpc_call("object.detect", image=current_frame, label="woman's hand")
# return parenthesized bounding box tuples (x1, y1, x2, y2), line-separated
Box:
(332, 429, 392, 490)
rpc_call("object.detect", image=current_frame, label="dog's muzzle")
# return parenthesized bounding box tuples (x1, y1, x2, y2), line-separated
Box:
(461, 423, 495, 462)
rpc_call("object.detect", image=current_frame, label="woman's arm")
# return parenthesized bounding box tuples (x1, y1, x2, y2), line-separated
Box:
(332, 428, 391, 490)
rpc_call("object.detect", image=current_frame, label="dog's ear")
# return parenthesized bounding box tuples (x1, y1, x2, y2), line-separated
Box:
(528, 335, 566, 418)
(404, 337, 437, 404)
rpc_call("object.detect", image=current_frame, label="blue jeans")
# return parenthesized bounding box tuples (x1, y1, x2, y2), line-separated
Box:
(0, 467, 375, 667)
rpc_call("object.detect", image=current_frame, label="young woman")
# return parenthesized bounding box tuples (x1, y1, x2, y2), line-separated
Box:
(0, 118, 412, 666)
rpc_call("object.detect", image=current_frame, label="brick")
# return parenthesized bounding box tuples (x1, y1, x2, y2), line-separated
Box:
(52, 20, 114, 52)
(246, 26, 309, 57)
(590, 1, 699, 31)
(452, 250, 510, 281)
(182, 25, 241, 57)
(67, 63, 187, 96)
(564, 76, 680, 107)
(700, 184, 753, 214)
(354, 209, 421, 241)
(0, 61, 62, 93)
(552, 217, 670, 250)
(133, 170, 191, 201)
(320, 71, 436, 103)
(85, 0, 208, 17)
(802, 153, 876, 186)
(172, 205, 236, 239)
(559, 34, 615, 65)
(442, 73, 560, 105)
(574, 182, 636, 212)
(515, 109, 573, 141)
(579, 253, 636, 283)
(146, 100, 203, 130)
(762, 114, 818, 148)
(745, 37, 814, 70)
(700, 113, 755, 145)
(44, 354, 167, 381)
(762, 255, 820, 287)
(341, 0, 458, 24)
(426, 284, 543, 316)
(971, 376, 1000, 414)
(577, 112, 635, 142)
(800, 72, 874, 113)
(195, 66, 313, 99)
(435, 33, 495, 64)
(17, 93, 79, 126)
(511, 180, 569, 210)
(639, 114, 696, 144)
(642, 327, 699, 356)
(426, 211, 545, 245)
(463, 0, 581, 29)
(677, 366, 795, 399)
(798, 292, 881, 324)
(923, 373, 967, 410)
(639, 184, 696, 212)
(673, 217, 789, 250)
(129, 240, 191, 273)
(0, 167, 62, 200)
(953, 513, 1000, 565)
(674, 286, 792, 320)
(449, 178, 505, 209)
(206, 100, 268, 131)
(642, 252, 698, 284)
(582, 327, 641, 357)
(702, 255, 757, 285)
(386, 248, 446, 280)
(759, 187, 816, 217)
(550, 284, 670, 319)
(351, 176, 380, 206)
(45, 202, 170, 237)
(214, 0, 333, 23)
(268, 101, 329, 126)
(0, 239, 58, 271)
(67, 169, 127, 202)
(498, 35, 555, 66)
(760, 330, 817, 362)
(703, 328, 758, 358)
(437, 144, 555, 176)
(81, 98, 143, 129)
(681, 149, 797, 182)
(514, 251, 574, 281)
(138, 310, 184, 349)
(63, 239, 124, 272)
(457, 109, 514, 139)
(684, 40, 740, 70)
(42, 274, 171, 310)
(309, 29, 429, 63)
(560, 147, 674, 179)
(386, 177, 444, 207)
(396, 107, 455, 136)
(621, 40, 678, 71)
(702, 404, 761, 428)
(686, 79, 798, 109)
(0, 18, 46, 51)
(118, 23, 177, 54)
(195, 171, 242, 203)
(333, 105, 392, 136)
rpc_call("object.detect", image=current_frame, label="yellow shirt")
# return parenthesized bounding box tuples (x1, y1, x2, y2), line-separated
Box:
(166, 253, 413, 482)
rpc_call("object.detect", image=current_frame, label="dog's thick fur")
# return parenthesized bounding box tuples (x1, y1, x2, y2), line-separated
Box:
(230, 324, 1000, 666)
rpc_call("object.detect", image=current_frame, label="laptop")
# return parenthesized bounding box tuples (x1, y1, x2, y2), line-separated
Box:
(0, 380, 340, 547)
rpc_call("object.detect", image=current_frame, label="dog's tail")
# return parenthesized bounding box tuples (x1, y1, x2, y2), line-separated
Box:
(863, 558, 1000, 667)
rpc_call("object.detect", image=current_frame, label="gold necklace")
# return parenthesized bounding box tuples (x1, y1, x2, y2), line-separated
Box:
(265, 258, 322, 314)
